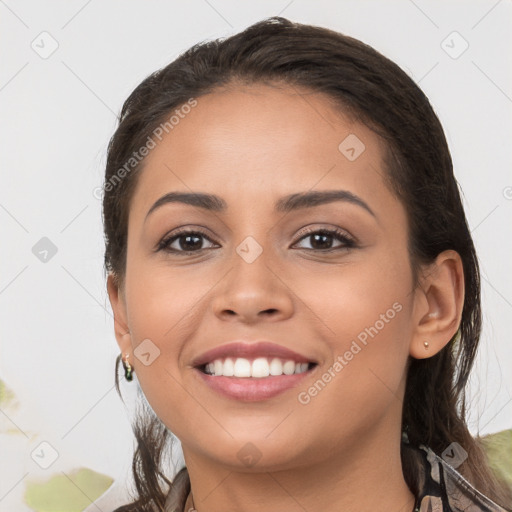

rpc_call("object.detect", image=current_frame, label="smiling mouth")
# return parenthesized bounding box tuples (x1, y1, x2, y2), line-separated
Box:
(197, 357, 318, 378)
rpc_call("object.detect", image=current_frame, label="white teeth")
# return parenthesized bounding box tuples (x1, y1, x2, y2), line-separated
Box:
(203, 357, 311, 377)
(269, 357, 283, 376)
(222, 357, 234, 376)
(233, 358, 251, 377)
(283, 360, 296, 375)
(214, 360, 223, 375)
(252, 357, 270, 378)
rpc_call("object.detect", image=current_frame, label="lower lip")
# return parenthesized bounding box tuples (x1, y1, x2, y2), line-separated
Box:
(194, 366, 317, 402)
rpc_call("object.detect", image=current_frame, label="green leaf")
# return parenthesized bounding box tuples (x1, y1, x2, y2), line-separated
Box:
(24, 467, 113, 512)
(0, 378, 16, 408)
(480, 429, 512, 494)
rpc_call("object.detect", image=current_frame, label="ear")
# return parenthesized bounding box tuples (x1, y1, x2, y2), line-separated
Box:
(409, 250, 464, 359)
(107, 273, 133, 357)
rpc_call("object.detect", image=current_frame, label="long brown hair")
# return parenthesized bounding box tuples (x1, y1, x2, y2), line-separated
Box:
(103, 16, 512, 510)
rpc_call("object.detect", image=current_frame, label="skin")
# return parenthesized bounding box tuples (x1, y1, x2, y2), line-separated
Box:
(107, 83, 464, 512)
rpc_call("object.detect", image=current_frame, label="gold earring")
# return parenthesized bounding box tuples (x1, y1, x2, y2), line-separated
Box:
(122, 353, 133, 381)
(423, 341, 429, 349)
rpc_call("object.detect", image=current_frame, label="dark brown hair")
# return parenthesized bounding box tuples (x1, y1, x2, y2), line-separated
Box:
(103, 16, 511, 511)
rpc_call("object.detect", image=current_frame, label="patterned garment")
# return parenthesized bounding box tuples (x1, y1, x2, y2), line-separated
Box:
(410, 443, 510, 512)
(164, 442, 511, 512)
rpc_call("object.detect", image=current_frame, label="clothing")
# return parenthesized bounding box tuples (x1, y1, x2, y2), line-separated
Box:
(164, 443, 510, 512)
(411, 444, 509, 512)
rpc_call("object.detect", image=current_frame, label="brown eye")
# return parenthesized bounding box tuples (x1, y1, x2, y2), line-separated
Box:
(293, 228, 355, 251)
(158, 229, 217, 254)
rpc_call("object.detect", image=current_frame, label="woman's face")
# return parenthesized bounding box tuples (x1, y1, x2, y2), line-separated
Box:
(110, 83, 422, 471)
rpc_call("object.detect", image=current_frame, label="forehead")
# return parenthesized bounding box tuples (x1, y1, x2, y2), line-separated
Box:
(129, 83, 398, 220)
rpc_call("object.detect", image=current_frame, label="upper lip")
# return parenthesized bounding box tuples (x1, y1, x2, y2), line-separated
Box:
(192, 341, 318, 368)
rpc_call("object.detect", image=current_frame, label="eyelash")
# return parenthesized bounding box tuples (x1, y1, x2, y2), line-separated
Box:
(156, 226, 356, 255)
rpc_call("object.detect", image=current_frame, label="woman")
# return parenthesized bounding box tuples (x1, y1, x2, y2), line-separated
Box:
(102, 16, 511, 512)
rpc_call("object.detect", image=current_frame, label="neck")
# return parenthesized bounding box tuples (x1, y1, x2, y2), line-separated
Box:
(181, 428, 415, 512)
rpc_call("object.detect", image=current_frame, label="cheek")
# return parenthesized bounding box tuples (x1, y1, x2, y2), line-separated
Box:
(121, 266, 205, 433)
(125, 231, 216, 329)
(291, 250, 413, 398)
(122, 260, 207, 389)
(293, 246, 412, 347)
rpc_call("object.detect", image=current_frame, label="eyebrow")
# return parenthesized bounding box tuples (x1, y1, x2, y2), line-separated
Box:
(145, 189, 376, 221)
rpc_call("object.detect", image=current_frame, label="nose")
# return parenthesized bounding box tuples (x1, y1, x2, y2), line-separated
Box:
(210, 244, 295, 325)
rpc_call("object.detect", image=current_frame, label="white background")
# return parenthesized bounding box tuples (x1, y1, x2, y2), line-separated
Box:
(1, 0, 511, 510)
